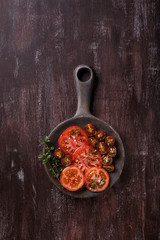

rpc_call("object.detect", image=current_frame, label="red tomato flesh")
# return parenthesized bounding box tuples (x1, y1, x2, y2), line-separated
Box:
(60, 166, 84, 191)
(85, 167, 110, 192)
(58, 126, 89, 156)
(72, 145, 102, 173)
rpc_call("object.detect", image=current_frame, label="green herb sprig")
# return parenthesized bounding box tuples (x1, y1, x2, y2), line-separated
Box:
(39, 136, 63, 180)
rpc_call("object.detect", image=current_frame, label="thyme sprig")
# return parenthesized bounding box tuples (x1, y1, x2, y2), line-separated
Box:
(39, 136, 63, 180)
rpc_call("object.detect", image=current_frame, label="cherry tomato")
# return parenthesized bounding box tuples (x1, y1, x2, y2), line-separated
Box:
(102, 155, 113, 165)
(89, 137, 98, 148)
(72, 145, 102, 173)
(85, 167, 110, 192)
(95, 130, 106, 141)
(58, 126, 88, 156)
(53, 149, 64, 159)
(103, 164, 115, 172)
(108, 146, 117, 157)
(61, 155, 71, 167)
(97, 142, 108, 155)
(105, 136, 115, 147)
(85, 123, 96, 136)
(60, 166, 84, 191)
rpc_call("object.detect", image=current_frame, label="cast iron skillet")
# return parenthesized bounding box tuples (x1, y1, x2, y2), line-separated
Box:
(44, 64, 125, 198)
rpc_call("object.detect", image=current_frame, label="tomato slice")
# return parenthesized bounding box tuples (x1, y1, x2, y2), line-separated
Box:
(58, 126, 89, 156)
(72, 145, 102, 173)
(85, 123, 96, 136)
(85, 167, 110, 192)
(60, 165, 84, 191)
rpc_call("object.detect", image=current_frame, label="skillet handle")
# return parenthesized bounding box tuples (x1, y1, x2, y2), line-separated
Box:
(74, 64, 94, 117)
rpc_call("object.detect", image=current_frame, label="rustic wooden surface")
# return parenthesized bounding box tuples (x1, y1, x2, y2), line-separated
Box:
(0, 0, 160, 239)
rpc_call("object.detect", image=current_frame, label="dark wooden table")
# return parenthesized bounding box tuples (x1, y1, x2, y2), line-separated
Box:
(0, 0, 160, 239)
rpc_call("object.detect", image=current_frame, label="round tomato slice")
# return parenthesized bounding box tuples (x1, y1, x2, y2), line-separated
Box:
(60, 165, 84, 191)
(85, 167, 110, 192)
(72, 145, 102, 173)
(58, 126, 89, 156)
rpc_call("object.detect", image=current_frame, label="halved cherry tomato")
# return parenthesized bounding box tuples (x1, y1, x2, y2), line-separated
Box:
(108, 146, 117, 157)
(60, 165, 84, 191)
(85, 167, 110, 192)
(72, 145, 102, 173)
(54, 149, 64, 159)
(85, 123, 96, 136)
(61, 155, 71, 167)
(89, 137, 98, 148)
(97, 142, 108, 155)
(105, 136, 115, 147)
(103, 164, 115, 172)
(58, 126, 88, 156)
(102, 155, 113, 165)
(95, 130, 106, 141)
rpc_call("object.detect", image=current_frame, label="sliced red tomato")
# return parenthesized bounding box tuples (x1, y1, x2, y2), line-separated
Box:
(105, 136, 115, 147)
(85, 123, 96, 136)
(60, 165, 84, 191)
(85, 167, 110, 192)
(95, 130, 106, 141)
(58, 126, 89, 156)
(108, 146, 117, 157)
(97, 142, 108, 155)
(103, 164, 115, 172)
(53, 148, 64, 159)
(72, 145, 102, 173)
(61, 155, 71, 167)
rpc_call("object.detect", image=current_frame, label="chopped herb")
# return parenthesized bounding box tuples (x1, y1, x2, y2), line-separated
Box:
(90, 149, 97, 155)
(86, 157, 91, 163)
(90, 179, 97, 189)
(72, 129, 80, 136)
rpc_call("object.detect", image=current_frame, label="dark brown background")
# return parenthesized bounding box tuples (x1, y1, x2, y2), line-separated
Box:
(0, 0, 160, 239)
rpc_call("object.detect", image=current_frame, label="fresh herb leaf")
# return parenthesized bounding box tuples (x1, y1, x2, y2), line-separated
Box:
(86, 157, 91, 163)
(74, 129, 80, 132)
(72, 129, 80, 136)
(39, 137, 63, 181)
(90, 149, 97, 155)
(90, 180, 97, 189)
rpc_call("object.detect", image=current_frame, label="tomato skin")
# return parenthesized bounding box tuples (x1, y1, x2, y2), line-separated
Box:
(95, 130, 106, 141)
(89, 137, 98, 148)
(85, 123, 96, 136)
(105, 136, 115, 147)
(97, 142, 108, 155)
(72, 145, 102, 173)
(61, 155, 71, 167)
(58, 126, 89, 156)
(60, 165, 84, 191)
(108, 146, 117, 157)
(53, 149, 64, 159)
(85, 167, 110, 192)
(103, 164, 115, 172)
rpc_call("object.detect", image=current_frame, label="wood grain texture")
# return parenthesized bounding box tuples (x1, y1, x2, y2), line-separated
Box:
(0, 0, 160, 239)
